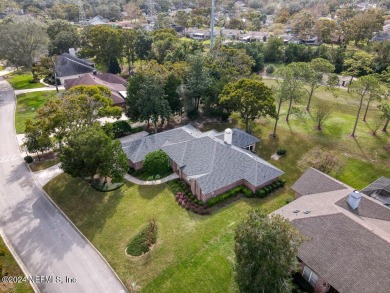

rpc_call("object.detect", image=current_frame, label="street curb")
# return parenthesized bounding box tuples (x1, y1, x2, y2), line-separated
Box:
(25, 164, 128, 293)
(0, 77, 41, 293)
(5, 78, 128, 293)
(0, 229, 40, 293)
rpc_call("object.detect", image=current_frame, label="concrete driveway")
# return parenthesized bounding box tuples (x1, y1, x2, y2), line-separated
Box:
(0, 77, 127, 292)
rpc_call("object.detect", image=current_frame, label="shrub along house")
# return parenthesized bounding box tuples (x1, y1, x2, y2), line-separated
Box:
(273, 168, 390, 293)
(121, 125, 283, 202)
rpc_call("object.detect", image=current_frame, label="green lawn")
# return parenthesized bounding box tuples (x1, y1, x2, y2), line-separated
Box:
(15, 91, 59, 134)
(29, 158, 60, 172)
(229, 78, 390, 190)
(44, 174, 293, 293)
(0, 237, 34, 293)
(5, 71, 44, 90)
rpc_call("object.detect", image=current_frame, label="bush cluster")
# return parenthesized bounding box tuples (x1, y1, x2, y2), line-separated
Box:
(255, 179, 286, 198)
(103, 120, 132, 139)
(266, 64, 275, 74)
(126, 218, 157, 256)
(24, 156, 33, 164)
(206, 186, 253, 207)
(276, 147, 286, 155)
(143, 150, 171, 176)
(167, 179, 210, 215)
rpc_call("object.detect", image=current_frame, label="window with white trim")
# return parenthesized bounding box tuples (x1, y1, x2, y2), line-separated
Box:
(302, 266, 318, 287)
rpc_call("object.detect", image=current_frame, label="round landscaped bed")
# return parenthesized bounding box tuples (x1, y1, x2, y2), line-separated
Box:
(126, 218, 157, 257)
(90, 179, 124, 192)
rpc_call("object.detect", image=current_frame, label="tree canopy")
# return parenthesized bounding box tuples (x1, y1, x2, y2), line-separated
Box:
(219, 78, 276, 133)
(0, 16, 49, 69)
(60, 124, 128, 182)
(235, 210, 304, 293)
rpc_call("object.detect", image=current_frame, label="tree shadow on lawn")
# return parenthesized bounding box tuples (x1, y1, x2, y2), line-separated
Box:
(45, 174, 124, 240)
(136, 184, 166, 200)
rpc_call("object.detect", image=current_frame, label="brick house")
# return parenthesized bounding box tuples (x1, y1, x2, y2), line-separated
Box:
(273, 168, 390, 293)
(121, 125, 283, 201)
(64, 73, 127, 109)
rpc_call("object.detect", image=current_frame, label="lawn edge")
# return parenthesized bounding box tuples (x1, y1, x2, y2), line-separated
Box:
(25, 162, 129, 292)
(0, 229, 39, 293)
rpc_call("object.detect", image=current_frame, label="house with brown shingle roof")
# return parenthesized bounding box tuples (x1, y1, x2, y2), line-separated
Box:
(64, 73, 127, 109)
(273, 169, 390, 293)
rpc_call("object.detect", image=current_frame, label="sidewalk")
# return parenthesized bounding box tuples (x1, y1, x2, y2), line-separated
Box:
(125, 173, 179, 185)
(33, 163, 63, 186)
(0, 67, 16, 77)
(14, 86, 64, 95)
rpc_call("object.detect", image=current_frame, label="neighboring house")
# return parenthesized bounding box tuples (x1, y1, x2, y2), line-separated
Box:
(273, 168, 390, 293)
(361, 177, 390, 204)
(371, 32, 390, 42)
(80, 15, 109, 26)
(121, 125, 283, 202)
(55, 53, 96, 84)
(186, 28, 211, 40)
(301, 36, 320, 45)
(280, 34, 301, 44)
(64, 73, 127, 108)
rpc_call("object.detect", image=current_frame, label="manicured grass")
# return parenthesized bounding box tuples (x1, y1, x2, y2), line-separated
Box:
(217, 78, 390, 190)
(0, 237, 34, 293)
(29, 158, 60, 172)
(15, 91, 59, 133)
(5, 71, 44, 90)
(44, 173, 293, 292)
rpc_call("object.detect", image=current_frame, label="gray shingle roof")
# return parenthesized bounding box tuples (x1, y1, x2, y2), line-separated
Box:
(122, 125, 283, 195)
(291, 168, 347, 195)
(161, 136, 283, 194)
(121, 127, 196, 163)
(361, 177, 390, 203)
(214, 128, 260, 148)
(293, 213, 390, 293)
(55, 53, 95, 78)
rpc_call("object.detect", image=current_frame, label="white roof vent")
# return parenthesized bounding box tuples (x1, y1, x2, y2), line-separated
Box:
(348, 190, 362, 210)
(69, 48, 76, 56)
(224, 128, 233, 145)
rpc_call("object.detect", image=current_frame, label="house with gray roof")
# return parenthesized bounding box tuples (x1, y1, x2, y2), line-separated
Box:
(273, 169, 390, 293)
(361, 176, 390, 204)
(121, 125, 283, 201)
(55, 53, 96, 84)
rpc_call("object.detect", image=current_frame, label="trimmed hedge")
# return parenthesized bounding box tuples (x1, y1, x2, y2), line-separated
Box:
(255, 179, 286, 198)
(206, 186, 253, 207)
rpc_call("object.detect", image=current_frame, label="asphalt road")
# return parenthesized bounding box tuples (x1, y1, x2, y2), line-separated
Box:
(0, 77, 127, 293)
